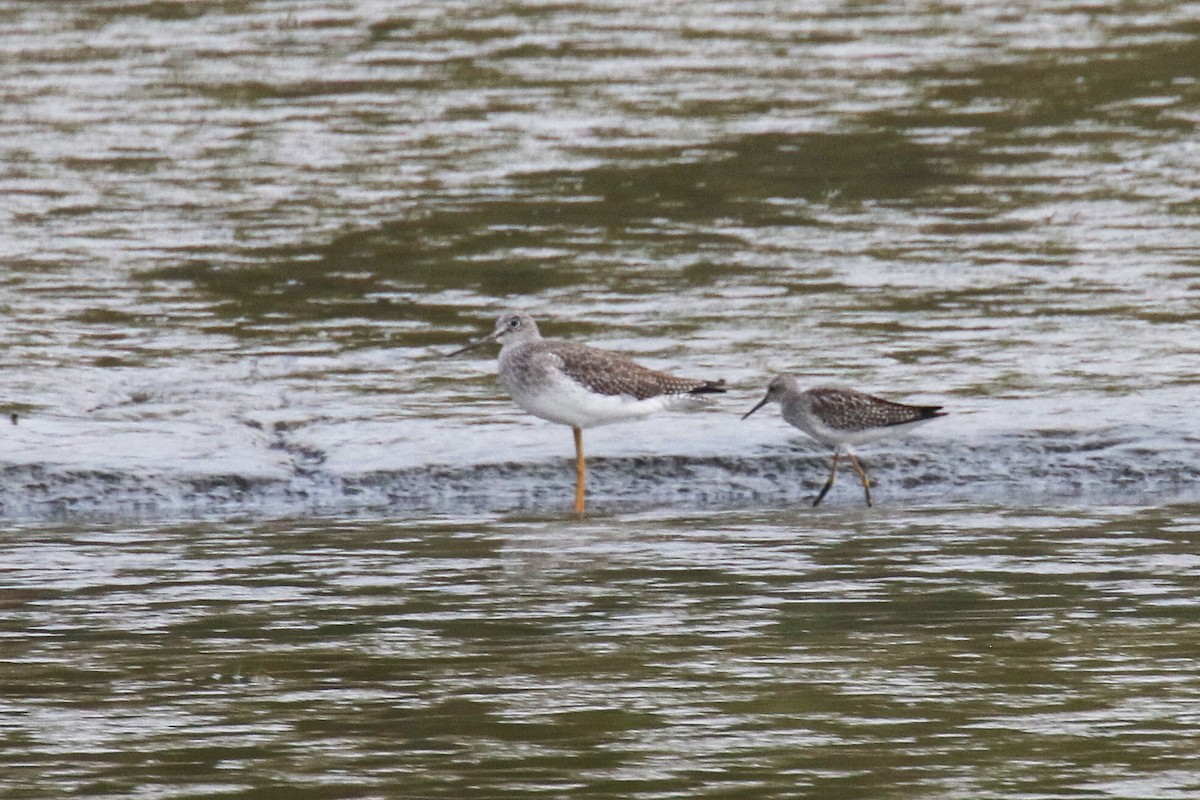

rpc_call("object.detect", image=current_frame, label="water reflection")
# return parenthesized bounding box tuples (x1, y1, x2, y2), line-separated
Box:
(2, 4, 1200, 795)
(2, 505, 1198, 797)
(139, 128, 949, 329)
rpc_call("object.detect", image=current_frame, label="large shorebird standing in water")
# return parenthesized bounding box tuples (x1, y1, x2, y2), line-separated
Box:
(448, 312, 726, 513)
(743, 374, 945, 507)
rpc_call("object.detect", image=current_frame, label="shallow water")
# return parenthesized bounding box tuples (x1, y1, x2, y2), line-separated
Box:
(2, 0, 1198, 516)
(1, 1, 1199, 796)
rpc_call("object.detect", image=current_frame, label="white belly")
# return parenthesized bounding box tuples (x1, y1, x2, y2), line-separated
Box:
(790, 410, 937, 449)
(504, 372, 688, 429)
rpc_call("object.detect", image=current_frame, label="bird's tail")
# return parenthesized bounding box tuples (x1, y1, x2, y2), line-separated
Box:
(918, 405, 947, 419)
(689, 379, 727, 395)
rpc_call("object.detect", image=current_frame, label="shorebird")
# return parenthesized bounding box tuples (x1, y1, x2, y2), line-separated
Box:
(742, 374, 945, 507)
(447, 312, 725, 513)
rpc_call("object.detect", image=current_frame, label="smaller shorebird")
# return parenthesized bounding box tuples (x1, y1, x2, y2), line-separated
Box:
(447, 312, 725, 513)
(742, 374, 945, 507)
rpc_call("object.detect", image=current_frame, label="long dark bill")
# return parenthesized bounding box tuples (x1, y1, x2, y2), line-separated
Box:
(741, 394, 770, 420)
(443, 331, 500, 358)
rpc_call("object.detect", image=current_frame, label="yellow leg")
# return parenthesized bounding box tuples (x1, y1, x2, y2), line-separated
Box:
(848, 454, 872, 507)
(572, 426, 586, 514)
(812, 452, 840, 507)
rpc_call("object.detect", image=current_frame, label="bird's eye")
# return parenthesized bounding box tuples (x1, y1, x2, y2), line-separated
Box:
(507, 317, 522, 329)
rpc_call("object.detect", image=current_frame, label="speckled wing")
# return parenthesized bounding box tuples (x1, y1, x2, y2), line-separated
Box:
(542, 340, 724, 400)
(808, 387, 942, 432)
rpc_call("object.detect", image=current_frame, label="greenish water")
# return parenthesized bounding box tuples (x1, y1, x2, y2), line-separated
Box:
(2, 1, 1200, 796)
(3, 505, 1199, 798)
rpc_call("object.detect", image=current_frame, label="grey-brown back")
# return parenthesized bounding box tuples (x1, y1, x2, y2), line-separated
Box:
(524, 339, 724, 400)
(806, 386, 943, 432)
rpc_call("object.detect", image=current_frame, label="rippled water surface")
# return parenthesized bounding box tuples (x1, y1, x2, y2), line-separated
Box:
(2, 0, 1198, 515)
(4, 506, 1200, 798)
(2, 0, 1199, 796)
